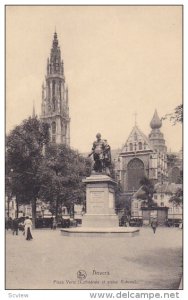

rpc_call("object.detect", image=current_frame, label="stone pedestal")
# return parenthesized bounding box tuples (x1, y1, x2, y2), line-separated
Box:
(82, 174, 119, 227)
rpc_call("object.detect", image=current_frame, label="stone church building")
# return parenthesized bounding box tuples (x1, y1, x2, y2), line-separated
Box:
(40, 32, 70, 145)
(118, 110, 169, 193)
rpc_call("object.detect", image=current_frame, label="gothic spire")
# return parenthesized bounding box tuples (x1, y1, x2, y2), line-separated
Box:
(52, 31, 58, 48)
(49, 31, 63, 76)
(41, 31, 70, 146)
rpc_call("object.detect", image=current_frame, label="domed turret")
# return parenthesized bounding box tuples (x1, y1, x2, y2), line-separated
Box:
(150, 109, 162, 129)
(148, 109, 167, 153)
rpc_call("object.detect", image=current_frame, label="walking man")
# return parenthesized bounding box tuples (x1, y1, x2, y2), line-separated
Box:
(151, 219, 158, 234)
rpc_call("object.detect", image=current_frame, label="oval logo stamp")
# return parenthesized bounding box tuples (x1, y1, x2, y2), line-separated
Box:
(77, 270, 87, 280)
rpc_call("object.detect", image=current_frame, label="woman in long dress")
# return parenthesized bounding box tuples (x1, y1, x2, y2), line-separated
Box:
(24, 216, 33, 240)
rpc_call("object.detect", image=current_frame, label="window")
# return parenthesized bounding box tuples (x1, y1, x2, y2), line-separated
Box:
(127, 158, 145, 191)
(52, 81, 56, 111)
(52, 122, 56, 134)
(52, 80, 55, 97)
(59, 81, 61, 100)
(134, 202, 138, 208)
(161, 194, 164, 199)
(48, 82, 50, 97)
(138, 142, 142, 150)
(52, 122, 56, 143)
(129, 143, 133, 151)
(154, 195, 157, 200)
(160, 202, 164, 207)
(52, 136, 56, 143)
(52, 97, 56, 111)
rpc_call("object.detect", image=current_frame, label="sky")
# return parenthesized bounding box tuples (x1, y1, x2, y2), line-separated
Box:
(6, 5, 182, 153)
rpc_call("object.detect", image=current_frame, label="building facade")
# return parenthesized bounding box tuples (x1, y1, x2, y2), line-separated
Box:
(167, 149, 183, 184)
(41, 32, 70, 145)
(118, 110, 168, 194)
(131, 182, 182, 225)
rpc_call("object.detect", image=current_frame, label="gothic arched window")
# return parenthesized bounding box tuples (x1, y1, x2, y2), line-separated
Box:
(127, 158, 145, 191)
(52, 121, 56, 134)
(129, 143, 133, 151)
(138, 142, 142, 150)
(52, 80, 55, 97)
(52, 97, 56, 111)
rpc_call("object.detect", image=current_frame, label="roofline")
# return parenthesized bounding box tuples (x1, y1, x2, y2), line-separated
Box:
(120, 150, 153, 156)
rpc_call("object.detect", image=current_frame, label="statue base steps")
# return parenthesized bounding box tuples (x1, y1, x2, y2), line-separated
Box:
(60, 174, 140, 237)
(61, 227, 139, 237)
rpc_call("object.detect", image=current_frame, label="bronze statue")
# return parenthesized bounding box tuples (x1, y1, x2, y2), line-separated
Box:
(88, 133, 111, 175)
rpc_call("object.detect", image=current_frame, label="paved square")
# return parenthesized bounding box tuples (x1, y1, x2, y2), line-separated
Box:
(6, 227, 182, 289)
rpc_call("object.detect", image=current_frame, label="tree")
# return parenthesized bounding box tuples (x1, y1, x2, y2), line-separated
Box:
(6, 116, 50, 225)
(38, 144, 91, 219)
(162, 104, 183, 125)
(138, 176, 156, 208)
(169, 187, 183, 207)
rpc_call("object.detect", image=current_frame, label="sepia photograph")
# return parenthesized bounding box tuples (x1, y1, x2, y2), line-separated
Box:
(5, 5, 183, 291)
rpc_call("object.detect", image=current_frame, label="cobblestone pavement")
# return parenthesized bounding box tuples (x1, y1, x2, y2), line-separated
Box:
(6, 227, 182, 290)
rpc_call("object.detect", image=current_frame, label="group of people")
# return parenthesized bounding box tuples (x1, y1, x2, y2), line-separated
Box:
(6, 216, 33, 241)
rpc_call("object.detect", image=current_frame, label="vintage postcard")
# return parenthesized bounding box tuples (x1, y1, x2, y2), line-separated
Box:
(5, 5, 183, 294)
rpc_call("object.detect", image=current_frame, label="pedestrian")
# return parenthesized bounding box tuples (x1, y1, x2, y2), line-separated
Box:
(5, 218, 10, 230)
(24, 216, 33, 240)
(151, 219, 158, 234)
(50, 217, 54, 230)
(8, 217, 13, 231)
(52, 218, 57, 230)
(12, 218, 19, 235)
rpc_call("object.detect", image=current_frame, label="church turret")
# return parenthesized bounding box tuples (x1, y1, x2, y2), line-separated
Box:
(150, 109, 162, 129)
(148, 110, 168, 182)
(148, 109, 167, 153)
(40, 32, 70, 146)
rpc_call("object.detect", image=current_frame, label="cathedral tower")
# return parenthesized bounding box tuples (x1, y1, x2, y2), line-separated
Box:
(41, 32, 70, 145)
